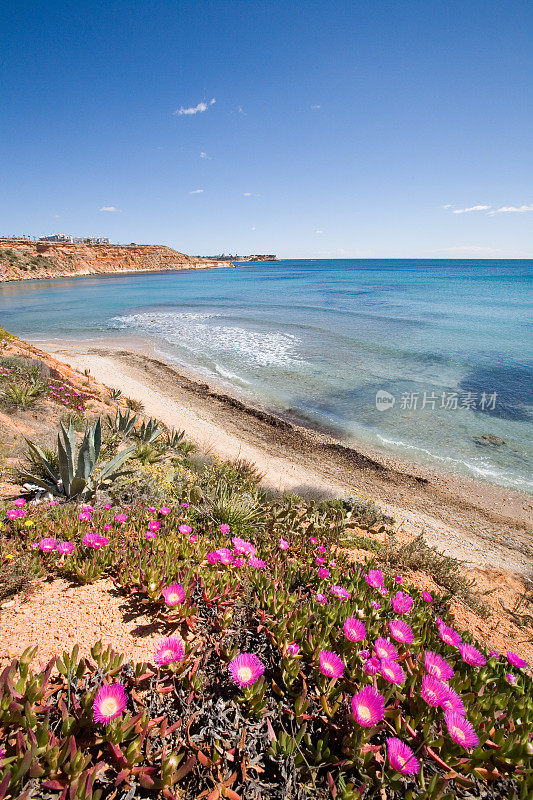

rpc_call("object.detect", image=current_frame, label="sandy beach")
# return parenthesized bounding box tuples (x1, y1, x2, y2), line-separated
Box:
(37, 337, 532, 578)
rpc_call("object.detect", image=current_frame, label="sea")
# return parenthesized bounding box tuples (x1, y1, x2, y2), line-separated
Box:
(0, 259, 531, 492)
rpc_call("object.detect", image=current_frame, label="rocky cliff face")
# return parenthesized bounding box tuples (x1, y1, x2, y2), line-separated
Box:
(0, 239, 230, 282)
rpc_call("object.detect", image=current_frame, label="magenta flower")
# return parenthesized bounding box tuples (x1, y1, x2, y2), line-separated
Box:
(154, 636, 185, 665)
(507, 651, 527, 669)
(103, 523, 113, 531)
(148, 506, 156, 512)
(445, 711, 479, 750)
(57, 541, 75, 555)
(181, 502, 190, 508)
(359, 649, 371, 660)
(318, 567, 330, 579)
(145, 531, 156, 540)
(343, 617, 366, 642)
(82, 533, 109, 549)
(370, 600, 381, 610)
(7, 508, 25, 519)
(115, 513, 128, 523)
(81, 504, 93, 512)
(388, 619, 414, 645)
(234, 557, 244, 566)
(387, 738, 419, 775)
(366, 569, 384, 588)
(279, 538, 290, 550)
(422, 591, 433, 602)
(309, 536, 318, 544)
(179, 524, 192, 534)
(330, 585, 350, 599)
(380, 658, 405, 685)
(506, 672, 517, 685)
(351, 686, 385, 727)
(148, 520, 161, 531)
(216, 547, 234, 565)
(420, 675, 447, 707)
(391, 591, 414, 614)
(228, 653, 265, 687)
(219, 523, 230, 534)
(162, 584, 186, 605)
(424, 651, 454, 682)
(159, 506, 171, 515)
(374, 638, 398, 661)
(316, 556, 326, 565)
(438, 623, 462, 647)
(78, 511, 91, 522)
(104, 504, 112, 510)
(232, 537, 255, 556)
(93, 684, 128, 724)
(315, 592, 327, 604)
(14, 498, 26, 507)
(207, 550, 221, 564)
(394, 575, 403, 584)
(248, 556, 267, 569)
(458, 643, 486, 667)
(39, 537, 57, 552)
(318, 651, 344, 679)
(287, 642, 300, 656)
(189, 534, 198, 543)
(439, 684, 466, 715)
(317, 545, 327, 554)
(379, 586, 389, 596)
(363, 656, 381, 676)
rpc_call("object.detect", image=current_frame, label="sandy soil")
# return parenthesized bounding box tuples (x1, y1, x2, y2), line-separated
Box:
(39, 339, 532, 579)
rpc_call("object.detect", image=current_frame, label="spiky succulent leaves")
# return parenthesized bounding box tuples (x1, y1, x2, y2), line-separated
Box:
(137, 417, 163, 444)
(19, 439, 62, 494)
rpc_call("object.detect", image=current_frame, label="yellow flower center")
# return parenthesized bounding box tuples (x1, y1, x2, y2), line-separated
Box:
(452, 725, 466, 743)
(238, 666, 253, 683)
(358, 705, 371, 722)
(100, 697, 119, 717)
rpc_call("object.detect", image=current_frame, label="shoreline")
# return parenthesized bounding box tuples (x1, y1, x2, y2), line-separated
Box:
(37, 336, 533, 578)
(0, 261, 237, 284)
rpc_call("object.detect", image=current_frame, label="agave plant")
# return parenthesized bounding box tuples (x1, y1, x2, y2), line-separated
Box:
(131, 443, 165, 465)
(136, 417, 163, 444)
(125, 396, 145, 412)
(2, 381, 46, 408)
(109, 387, 122, 400)
(107, 408, 138, 436)
(19, 418, 134, 500)
(167, 427, 185, 449)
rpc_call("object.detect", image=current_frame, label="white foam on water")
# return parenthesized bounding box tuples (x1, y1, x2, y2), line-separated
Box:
(111, 311, 303, 368)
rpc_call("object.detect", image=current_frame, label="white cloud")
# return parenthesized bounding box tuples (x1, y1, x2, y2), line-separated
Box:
(315, 229, 324, 234)
(452, 205, 491, 214)
(441, 204, 452, 209)
(488, 204, 533, 216)
(251, 226, 256, 231)
(189, 189, 204, 194)
(100, 206, 121, 212)
(243, 192, 252, 196)
(310, 104, 321, 110)
(174, 98, 215, 116)
(236, 106, 246, 115)
(200, 151, 211, 159)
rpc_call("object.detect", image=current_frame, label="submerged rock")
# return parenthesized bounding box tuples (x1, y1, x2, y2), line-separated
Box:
(474, 433, 505, 447)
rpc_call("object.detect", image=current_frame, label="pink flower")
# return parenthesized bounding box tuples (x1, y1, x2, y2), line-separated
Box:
(228, 653, 265, 687)
(7, 509, 26, 519)
(82, 533, 109, 549)
(232, 537, 255, 556)
(179, 524, 192, 534)
(278, 538, 289, 550)
(181, 502, 190, 508)
(318, 651, 344, 679)
(438, 623, 462, 647)
(359, 649, 371, 660)
(162, 584, 186, 605)
(148, 520, 161, 531)
(380, 659, 405, 685)
(216, 547, 234, 565)
(233, 557, 244, 567)
(388, 619, 414, 645)
(424, 651, 454, 682)
(248, 556, 267, 569)
(104, 504, 112, 510)
(330, 585, 350, 600)
(363, 656, 381, 676)
(93, 684, 127, 724)
(57, 541, 75, 555)
(315, 592, 327, 604)
(159, 507, 171, 515)
(219, 523, 230, 534)
(39, 537, 57, 552)
(115, 513, 128, 523)
(366, 569, 384, 588)
(378, 586, 389, 596)
(387, 738, 419, 775)
(78, 512, 91, 522)
(81, 504, 93, 512)
(439, 684, 466, 715)
(506, 672, 517, 685)
(318, 545, 327, 554)
(287, 642, 300, 656)
(374, 638, 398, 661)
(422, 591, 433, 602)
(507, 651, 527, 669)
(189, 534, 198, 543)
(309, 536, 317, 544)
(391, 591, 414, 614)
(154, 636, 185, 665)
(103, 524, 112, 531)
(14, 498, 26, 507)
(394, 575, 403, 584)
(370, 600, 381, 610)
(145, 531, 156, 540)
(316, 556, 326, 566)
(444, 711, 479, 750)
(351, 686, 385, 727)
(343, 617, 366, 642)
(318, 567, 330, 579)
(207, 550, 221, 564)
(458, 643, 486, 667)
(420, 675, 447, 707)
(148, 506, 156, 513)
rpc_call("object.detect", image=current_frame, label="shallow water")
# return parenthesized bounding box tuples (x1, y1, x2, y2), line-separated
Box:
(1, 259, 531, 491)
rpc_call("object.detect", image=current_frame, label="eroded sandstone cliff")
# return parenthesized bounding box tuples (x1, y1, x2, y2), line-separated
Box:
(0, 239, 230, 281)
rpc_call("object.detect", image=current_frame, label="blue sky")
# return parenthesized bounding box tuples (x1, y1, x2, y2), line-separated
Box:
(1, 0, 532, 257)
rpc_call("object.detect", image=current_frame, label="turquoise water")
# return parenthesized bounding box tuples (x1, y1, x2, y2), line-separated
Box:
(1, 259, 532, 491)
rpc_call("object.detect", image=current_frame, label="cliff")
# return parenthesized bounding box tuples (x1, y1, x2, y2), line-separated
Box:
(0, 239, 230, 282)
